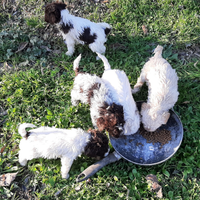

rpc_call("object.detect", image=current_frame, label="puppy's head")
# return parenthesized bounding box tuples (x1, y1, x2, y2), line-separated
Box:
(84, 129, 109, 159)
(45, 3, 67, 24)
(141, 103, 170, 132)
(97, 102, 125, 138)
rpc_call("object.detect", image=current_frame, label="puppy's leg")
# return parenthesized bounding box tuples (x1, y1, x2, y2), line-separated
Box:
(132, 73, 146, 94)
(89, 43, 106, 60)
(64, 38, 75, 56)
(60, 156, 74, 179)
(18, 151, 28, 166)
(71, 85, 86, 106)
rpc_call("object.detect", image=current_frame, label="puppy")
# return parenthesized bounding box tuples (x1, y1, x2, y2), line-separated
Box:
(71, 54, 140, 137)
(132, 45, 179, 132)
(18, 123, 109, 179)
(98, 53, 140, 135)
(45, 2, 111, 59)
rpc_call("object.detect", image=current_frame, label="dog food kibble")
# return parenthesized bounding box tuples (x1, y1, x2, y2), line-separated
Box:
(139, 125, 172, 148)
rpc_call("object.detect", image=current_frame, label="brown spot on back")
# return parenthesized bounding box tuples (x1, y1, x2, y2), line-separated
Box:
(87, 83, 101, 105)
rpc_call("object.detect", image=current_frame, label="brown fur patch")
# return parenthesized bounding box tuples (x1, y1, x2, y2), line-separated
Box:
(74, 68, 85, 77)
(25, 132, 31, 139)
(97, 102, 125, 138)
(45, 3, 67, 24)
(87, 83, 101, 105)
(84, 129, 109, 158)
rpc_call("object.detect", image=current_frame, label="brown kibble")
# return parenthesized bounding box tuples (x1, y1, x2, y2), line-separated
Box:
(139, 125, 172, 148)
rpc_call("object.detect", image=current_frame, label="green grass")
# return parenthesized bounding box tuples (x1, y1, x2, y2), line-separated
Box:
(0, 0, 200, 199)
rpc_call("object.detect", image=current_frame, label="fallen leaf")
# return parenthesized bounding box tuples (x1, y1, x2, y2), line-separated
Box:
(142, 25, 148, 35)
(146, 174, 163, 198)
(52, 50, 62, 54)
(40, 45, 52, 52)
(182, 101, 190, 104)
(86, 178, 91, 183)
(75, 183, 83, 192)
(0, 145, 6, 153)
(11, 145, 18, 153)
(15, 42, 28, 53)
(0, 110, 8, 116)
(19, 60, 29, 67)
(110, 43, 126, 50)
(106, 182, 110, 188)
(0, 172, 18, 186)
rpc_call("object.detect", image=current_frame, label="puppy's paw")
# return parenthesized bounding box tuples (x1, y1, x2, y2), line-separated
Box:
(71, 100, 78, 106)
(62, 173, 70, 179)
(19, 159, 27, 166)
(66, 51, 73, 56)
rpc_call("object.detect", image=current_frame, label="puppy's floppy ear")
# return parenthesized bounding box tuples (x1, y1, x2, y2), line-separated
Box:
(45, 3, 67, 24)
(162, 112, 170, 124)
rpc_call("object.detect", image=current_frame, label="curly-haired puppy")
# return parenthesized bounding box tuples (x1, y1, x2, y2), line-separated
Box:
(98, 53, 140, 135)
(45, 2, 111, 59)
(132, 45, 179, 132)
(18, 123, 109, 179)
(71, 53, 140, 137)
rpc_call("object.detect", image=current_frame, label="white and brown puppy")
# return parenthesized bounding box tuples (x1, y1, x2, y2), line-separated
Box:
(132, 45, 179, 132)
(71, 55, 125, 138)
(18, 123, 109, 179)
(98, 53, 140, 135)
(45, 2, 111, 59)
(71, 53, 140, 137)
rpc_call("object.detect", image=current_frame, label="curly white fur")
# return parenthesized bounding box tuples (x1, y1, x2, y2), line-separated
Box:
(132, 45, 179, 132)
(45, 3, 111, 59)
(71, 53, 140, 136)
(98, 53, 140, 135)
(71, 55, 113, 128)
(18, 123, 109, 179)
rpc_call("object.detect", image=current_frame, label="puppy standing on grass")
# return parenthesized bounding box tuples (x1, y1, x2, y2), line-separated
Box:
(98, 53, 140, 135)
(132, 45, 179, 132)
(71, 55, 125, 138)
(45, 2, 111, 59)
(71, 53, 140, 137)
(18, 123, 109, 179)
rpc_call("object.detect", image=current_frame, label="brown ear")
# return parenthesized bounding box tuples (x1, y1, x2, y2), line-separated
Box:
(45, 3, 66, 24)
(162, 112, 170, 124)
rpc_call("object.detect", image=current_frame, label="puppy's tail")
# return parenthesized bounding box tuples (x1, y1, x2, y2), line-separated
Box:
(96, 53, 111, 71)
(73, 54, 82, 74)
(97, 22, 111, 35)
(153, 45, 163, 57)
(73, 54, 82, 76)
(18, 123, 36, 138)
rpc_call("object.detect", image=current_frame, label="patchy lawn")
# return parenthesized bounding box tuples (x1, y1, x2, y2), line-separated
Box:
(0, 0, 200, 199)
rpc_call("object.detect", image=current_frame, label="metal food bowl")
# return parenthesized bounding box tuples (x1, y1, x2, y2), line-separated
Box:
(76, 102, 183, 182)
(110, 101, 183, 165)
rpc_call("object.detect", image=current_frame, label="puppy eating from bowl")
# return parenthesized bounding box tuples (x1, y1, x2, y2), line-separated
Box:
(132, 45, 179, 132)
(71, 53, 140, 137)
